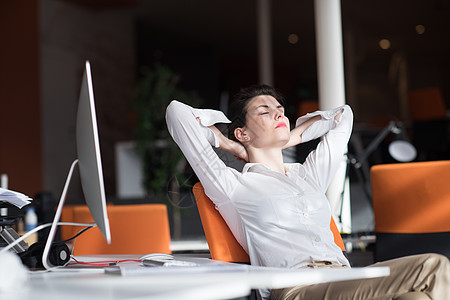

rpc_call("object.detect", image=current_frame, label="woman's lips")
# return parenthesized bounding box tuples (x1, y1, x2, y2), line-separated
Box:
(276, 122, 287, 128)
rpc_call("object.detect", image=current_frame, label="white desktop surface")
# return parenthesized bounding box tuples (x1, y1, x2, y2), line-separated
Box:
(5, 255, 389, 300)
(14, 270, 249, 300)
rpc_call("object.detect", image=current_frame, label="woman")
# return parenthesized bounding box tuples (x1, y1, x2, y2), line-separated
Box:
(166, 84, 449, 300)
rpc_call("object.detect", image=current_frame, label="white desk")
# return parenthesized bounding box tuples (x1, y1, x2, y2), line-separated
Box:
(4, 255, 389, 300)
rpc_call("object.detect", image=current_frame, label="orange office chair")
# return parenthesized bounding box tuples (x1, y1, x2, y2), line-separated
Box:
(61, 204, 171, 255)
(371, 161, 450, 262)
(193, 182, 346, 263)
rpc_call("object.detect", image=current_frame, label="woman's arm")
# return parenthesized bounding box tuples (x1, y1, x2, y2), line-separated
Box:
(302, 105, 353, 192)
(166, 101, 240, 203)
(208, 125, 248, 162)
(283, 109, 344, 150)
(283, 115, 321, 149)
(167, 101, 248, 252)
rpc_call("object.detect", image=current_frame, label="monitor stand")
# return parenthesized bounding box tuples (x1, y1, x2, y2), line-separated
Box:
(41, 159, 79, 270)
(0, 161, 77, 269)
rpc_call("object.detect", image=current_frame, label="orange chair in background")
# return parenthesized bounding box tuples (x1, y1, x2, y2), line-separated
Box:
(298, 100, 319, 117)
(193, 182, 345, 263)
(61, 204, 171, 255)
(371, 161, 450, 262)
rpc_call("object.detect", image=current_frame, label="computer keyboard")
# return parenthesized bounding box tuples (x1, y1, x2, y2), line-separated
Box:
(104, 259, 248, 276)
(142, 258, 198, 267)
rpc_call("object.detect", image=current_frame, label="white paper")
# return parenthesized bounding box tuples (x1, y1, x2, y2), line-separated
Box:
(0, 188, 32, 209)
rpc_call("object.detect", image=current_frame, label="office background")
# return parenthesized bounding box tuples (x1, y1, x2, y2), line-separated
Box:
(1, 0, 449, 240)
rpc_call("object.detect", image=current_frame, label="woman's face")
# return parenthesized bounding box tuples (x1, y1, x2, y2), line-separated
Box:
(241, 95, 290, 149)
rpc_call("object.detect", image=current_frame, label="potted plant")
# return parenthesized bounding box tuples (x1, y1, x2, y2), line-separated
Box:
(133, 63, 202, 239)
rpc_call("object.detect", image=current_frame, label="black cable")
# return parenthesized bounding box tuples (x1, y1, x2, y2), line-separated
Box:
(60, 226, 94, 244)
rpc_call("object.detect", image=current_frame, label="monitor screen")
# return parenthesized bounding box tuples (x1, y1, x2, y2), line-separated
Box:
(41, 61, 111, 269)
(76, 61, 111, 244)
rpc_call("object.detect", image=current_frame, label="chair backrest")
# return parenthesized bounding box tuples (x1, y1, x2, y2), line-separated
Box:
(372, 161, 450, 233)
(61, 204, 171, 255)
(193, 182, 249, 262)
(193, 182, 345, 263)
(371, 161, 450, 261)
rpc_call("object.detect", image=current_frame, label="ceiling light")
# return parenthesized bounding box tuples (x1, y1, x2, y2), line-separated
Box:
(379, 39, 391, 50)
(415, 24, 425, 35)
(288, 33, 299, 45)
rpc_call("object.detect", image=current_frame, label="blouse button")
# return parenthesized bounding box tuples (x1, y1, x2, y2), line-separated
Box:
(303, 212, 309, 218)
(315, 236, 321, 242)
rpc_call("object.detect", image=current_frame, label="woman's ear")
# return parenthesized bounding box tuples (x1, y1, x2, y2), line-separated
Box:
(234, 127, 249, 143)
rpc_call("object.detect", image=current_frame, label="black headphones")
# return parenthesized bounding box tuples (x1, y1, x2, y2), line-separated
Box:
(19, 241, 70, 269)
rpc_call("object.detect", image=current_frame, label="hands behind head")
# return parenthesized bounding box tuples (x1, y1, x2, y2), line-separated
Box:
(232, 142, 249, 163)
(206, 124, 249, 163)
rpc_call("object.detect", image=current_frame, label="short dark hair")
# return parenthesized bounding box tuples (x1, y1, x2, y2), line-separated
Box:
(228, 84, 285, 141)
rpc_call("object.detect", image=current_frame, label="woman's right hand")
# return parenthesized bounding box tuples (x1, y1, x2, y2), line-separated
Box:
(230, 140, 248, 163)
(207, 124, 249, 163)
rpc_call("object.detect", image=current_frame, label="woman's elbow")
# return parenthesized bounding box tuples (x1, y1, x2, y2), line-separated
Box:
(166, 100, 181, 117)
(341, 104, 353, 122)
(165, 100, 185, 125)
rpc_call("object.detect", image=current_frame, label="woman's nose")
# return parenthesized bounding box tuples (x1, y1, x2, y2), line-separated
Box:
(274, 109, 284, 119)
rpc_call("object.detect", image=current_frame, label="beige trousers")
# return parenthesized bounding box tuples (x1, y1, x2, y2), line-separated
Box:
(270, 253, 450, 300)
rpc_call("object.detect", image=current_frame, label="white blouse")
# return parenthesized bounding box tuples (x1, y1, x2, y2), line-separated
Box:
(166, 100, 353, 297)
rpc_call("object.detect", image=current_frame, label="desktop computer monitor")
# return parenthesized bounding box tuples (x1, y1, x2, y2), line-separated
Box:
(76, 61, 111, 244)
(41, 61, 111, 269)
